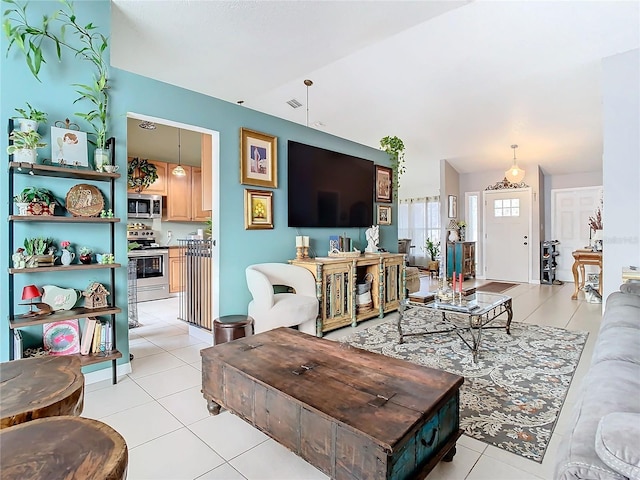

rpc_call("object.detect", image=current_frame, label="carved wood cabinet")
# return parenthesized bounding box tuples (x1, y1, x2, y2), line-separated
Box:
(290, 253, 406, 336)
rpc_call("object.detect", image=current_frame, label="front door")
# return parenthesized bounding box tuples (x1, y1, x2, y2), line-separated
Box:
(483, 189, 531, 282)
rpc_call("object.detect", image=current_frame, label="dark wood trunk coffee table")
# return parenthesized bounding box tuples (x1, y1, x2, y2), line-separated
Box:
(201, 327, 464, 480)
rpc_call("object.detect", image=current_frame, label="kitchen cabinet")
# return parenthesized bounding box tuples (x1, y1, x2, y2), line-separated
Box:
(165, 165, 210, 222)
(127, 158, 167, 196)
(201, 134, 212, 211)
(169, 247, 184, 293)
(7, 156, 122, 384)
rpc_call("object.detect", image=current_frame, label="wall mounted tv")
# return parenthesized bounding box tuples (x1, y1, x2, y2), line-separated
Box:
(288, 140, 374, 228)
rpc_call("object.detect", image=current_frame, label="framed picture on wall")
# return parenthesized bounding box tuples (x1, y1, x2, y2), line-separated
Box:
(240, 128, 277, 188)
(244, 189, 274, 230)
(377, 205, 392, 225)
(50, 126, 88, 167)
(375, 165, 393, 203)
(448, 195, 457, 218)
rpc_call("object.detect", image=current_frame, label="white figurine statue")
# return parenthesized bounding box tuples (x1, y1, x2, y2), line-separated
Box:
(365, 225, 379, 253)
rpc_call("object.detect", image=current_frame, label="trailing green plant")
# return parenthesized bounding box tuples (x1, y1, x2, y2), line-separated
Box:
(425, 238, 440, 260)
(17, 186, 57, 205)
(379, 135, 406, 199)
(24, 237, 53, 255)
(79, 246, 92, 255)
(3, 0, 110, 148)
(128, 158, 159, 192)
(14, 102, 47, 122)
(6, 130, 46, 154)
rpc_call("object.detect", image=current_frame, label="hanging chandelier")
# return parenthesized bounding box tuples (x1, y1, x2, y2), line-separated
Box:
(172, 128, 186, 177)
(504, 144, 525, 183)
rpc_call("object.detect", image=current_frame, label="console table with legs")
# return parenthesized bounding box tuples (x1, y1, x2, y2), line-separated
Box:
(571, 249, 603, 300)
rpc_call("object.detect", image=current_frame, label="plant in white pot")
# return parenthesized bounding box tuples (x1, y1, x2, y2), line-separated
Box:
(7, 130, 47, 164)
(4, 1, 111, 171)
(13, 102, 48, 132)
(17, 187, 58, 216)
(12, 191, 30, 216)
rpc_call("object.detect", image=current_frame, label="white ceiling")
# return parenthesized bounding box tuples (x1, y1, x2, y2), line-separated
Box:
(112, 1, 640, 196)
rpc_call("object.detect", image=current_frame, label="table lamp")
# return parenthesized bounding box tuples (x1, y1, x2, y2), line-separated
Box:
(447, 219, 460, 243)
(21, 284, 41, 316)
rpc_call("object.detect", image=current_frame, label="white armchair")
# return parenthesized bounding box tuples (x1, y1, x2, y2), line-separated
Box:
(246, 263, 319, 336)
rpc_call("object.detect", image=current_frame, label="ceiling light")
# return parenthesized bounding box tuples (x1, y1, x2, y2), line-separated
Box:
(505, 144, 525, 183)
(139, 121, 157, 130)
(172, 128, 186, 177)
(304, 79, 313, 127)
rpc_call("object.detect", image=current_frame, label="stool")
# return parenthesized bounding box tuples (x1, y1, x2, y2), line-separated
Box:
(213, 315, 254, 345)
(0, 416, 128, 479)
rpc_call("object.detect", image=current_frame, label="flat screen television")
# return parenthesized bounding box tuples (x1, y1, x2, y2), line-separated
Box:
(288, 140, 374, 228)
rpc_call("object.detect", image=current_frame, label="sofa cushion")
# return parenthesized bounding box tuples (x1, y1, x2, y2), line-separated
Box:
(592, 325, 640, 365)
(595, 412, 640, 480)
(555, 360, 640, 480)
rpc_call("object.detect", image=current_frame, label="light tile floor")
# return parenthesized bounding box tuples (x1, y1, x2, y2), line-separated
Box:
(83, 278, 603, 479)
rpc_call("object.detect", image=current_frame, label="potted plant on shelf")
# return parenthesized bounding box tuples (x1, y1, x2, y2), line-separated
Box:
(425, 238, 440, 273)
(23, 237, 55, 267)
(17, 187, 58, 216)
(13, 102, 48, 132)
(379, 135, 406, 200)
(59, 240, 75, 266)
(7, 130, 47, 164)
(12, 191, 30, 216)
(4, 1, 111, 171)
(79, 247, 93, 264)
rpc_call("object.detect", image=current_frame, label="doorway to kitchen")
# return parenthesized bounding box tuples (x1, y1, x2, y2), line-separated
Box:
(126, 112, 220, 340)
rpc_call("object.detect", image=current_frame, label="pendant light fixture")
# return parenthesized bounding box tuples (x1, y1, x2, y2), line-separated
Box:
(505, 144, 525, 183)
(304, 79, 313, 127)
(172, 128, 186, 177)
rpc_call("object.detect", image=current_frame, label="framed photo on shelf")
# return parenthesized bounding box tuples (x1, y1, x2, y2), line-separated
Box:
(375, 165, 393, 203)
(448, 195, 457, 218)
(245, 189, 274, 230)
(377, 205, 392, 225)
(240, 128, 277, 188)
(51, 126, 88, 167)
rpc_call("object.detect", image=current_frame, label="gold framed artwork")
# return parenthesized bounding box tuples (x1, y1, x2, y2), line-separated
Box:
(240, 128, 277, 188)
(375, 165, 392, 203)
(245, 189, 273, 230)
(377, 205, 392, 225)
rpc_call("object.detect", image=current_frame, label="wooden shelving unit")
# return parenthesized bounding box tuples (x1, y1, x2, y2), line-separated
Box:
(7, 150, 122, 384)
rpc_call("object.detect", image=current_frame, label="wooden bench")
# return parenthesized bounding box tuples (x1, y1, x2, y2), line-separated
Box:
(201, 327, 463, 480)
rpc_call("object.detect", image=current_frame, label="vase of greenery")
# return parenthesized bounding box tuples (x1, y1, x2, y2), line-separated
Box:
(4, 1, 110, 170)
(13, 102, 47, 132)
(7, 130, 47, 164)
(379, 136, 406, 200)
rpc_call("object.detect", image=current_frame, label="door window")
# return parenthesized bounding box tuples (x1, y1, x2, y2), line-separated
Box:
(494, 198, 520, 217)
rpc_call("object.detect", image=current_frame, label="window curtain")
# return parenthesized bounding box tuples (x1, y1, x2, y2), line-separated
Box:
(398, 196, 441, 266)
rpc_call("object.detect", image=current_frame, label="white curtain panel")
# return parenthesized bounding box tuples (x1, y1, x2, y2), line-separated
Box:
(398, 196, 441, 266)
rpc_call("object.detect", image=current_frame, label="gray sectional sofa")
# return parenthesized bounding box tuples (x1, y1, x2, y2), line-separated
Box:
(555, 283, 640, 480)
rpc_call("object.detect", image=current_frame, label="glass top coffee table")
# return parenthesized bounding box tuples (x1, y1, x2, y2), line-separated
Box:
(397, 292, 513, 362)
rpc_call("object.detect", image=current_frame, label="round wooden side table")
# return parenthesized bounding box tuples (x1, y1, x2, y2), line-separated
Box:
(213, 315, 254, 345)
(0, 416, 128, 480)
(0, 356, 84, 429)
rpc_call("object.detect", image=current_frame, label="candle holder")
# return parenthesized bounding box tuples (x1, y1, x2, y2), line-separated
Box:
(296, 246, 304, 260)
(303, 246, 309, 258)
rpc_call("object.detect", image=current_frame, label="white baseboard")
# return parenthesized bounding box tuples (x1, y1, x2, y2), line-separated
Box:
(84, 361, 132, 385)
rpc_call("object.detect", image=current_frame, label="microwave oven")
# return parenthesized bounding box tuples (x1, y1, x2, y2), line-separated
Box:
(127, 194, 162, 219)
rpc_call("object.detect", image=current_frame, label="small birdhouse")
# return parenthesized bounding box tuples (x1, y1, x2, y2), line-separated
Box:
(83, 282, 109, 309)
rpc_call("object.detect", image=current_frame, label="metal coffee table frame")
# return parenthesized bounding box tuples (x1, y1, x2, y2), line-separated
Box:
(397, 292, 513, 362)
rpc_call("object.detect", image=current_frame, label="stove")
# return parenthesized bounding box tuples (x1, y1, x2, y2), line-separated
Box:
(127, 225, 169, 302)
(127, 225, 165, 251)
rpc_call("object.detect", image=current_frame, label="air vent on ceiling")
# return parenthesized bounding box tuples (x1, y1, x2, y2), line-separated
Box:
(286, 98, 303, 109)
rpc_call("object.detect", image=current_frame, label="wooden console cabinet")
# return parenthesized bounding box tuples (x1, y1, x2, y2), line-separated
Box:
(290, 253, 406, 336)
(446, 242, 476, 279)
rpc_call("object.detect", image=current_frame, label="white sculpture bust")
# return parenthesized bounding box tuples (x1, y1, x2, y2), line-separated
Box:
(365, 225, 379, 253)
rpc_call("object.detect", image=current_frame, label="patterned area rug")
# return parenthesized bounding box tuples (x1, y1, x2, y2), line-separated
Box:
(341, 310, 588, 463)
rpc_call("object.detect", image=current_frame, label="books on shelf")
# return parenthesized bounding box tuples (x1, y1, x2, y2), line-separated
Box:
(80, 317, 111, 355)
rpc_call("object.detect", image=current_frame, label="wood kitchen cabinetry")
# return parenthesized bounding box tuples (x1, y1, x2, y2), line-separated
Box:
(168, 247, 184, 293)
(165, 166, 210, 222)
(126, 158, 167, 196)
(290, 253, 406, 336)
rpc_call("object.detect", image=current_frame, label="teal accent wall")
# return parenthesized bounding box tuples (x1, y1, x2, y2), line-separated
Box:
(0, 0, 396, 366)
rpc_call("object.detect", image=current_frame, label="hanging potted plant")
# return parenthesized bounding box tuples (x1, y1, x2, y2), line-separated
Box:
(13, 102, 48, 132)
(4, 1, 111, 171)
(7, 130, 47, 164)
(379, 136, 406, 200)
